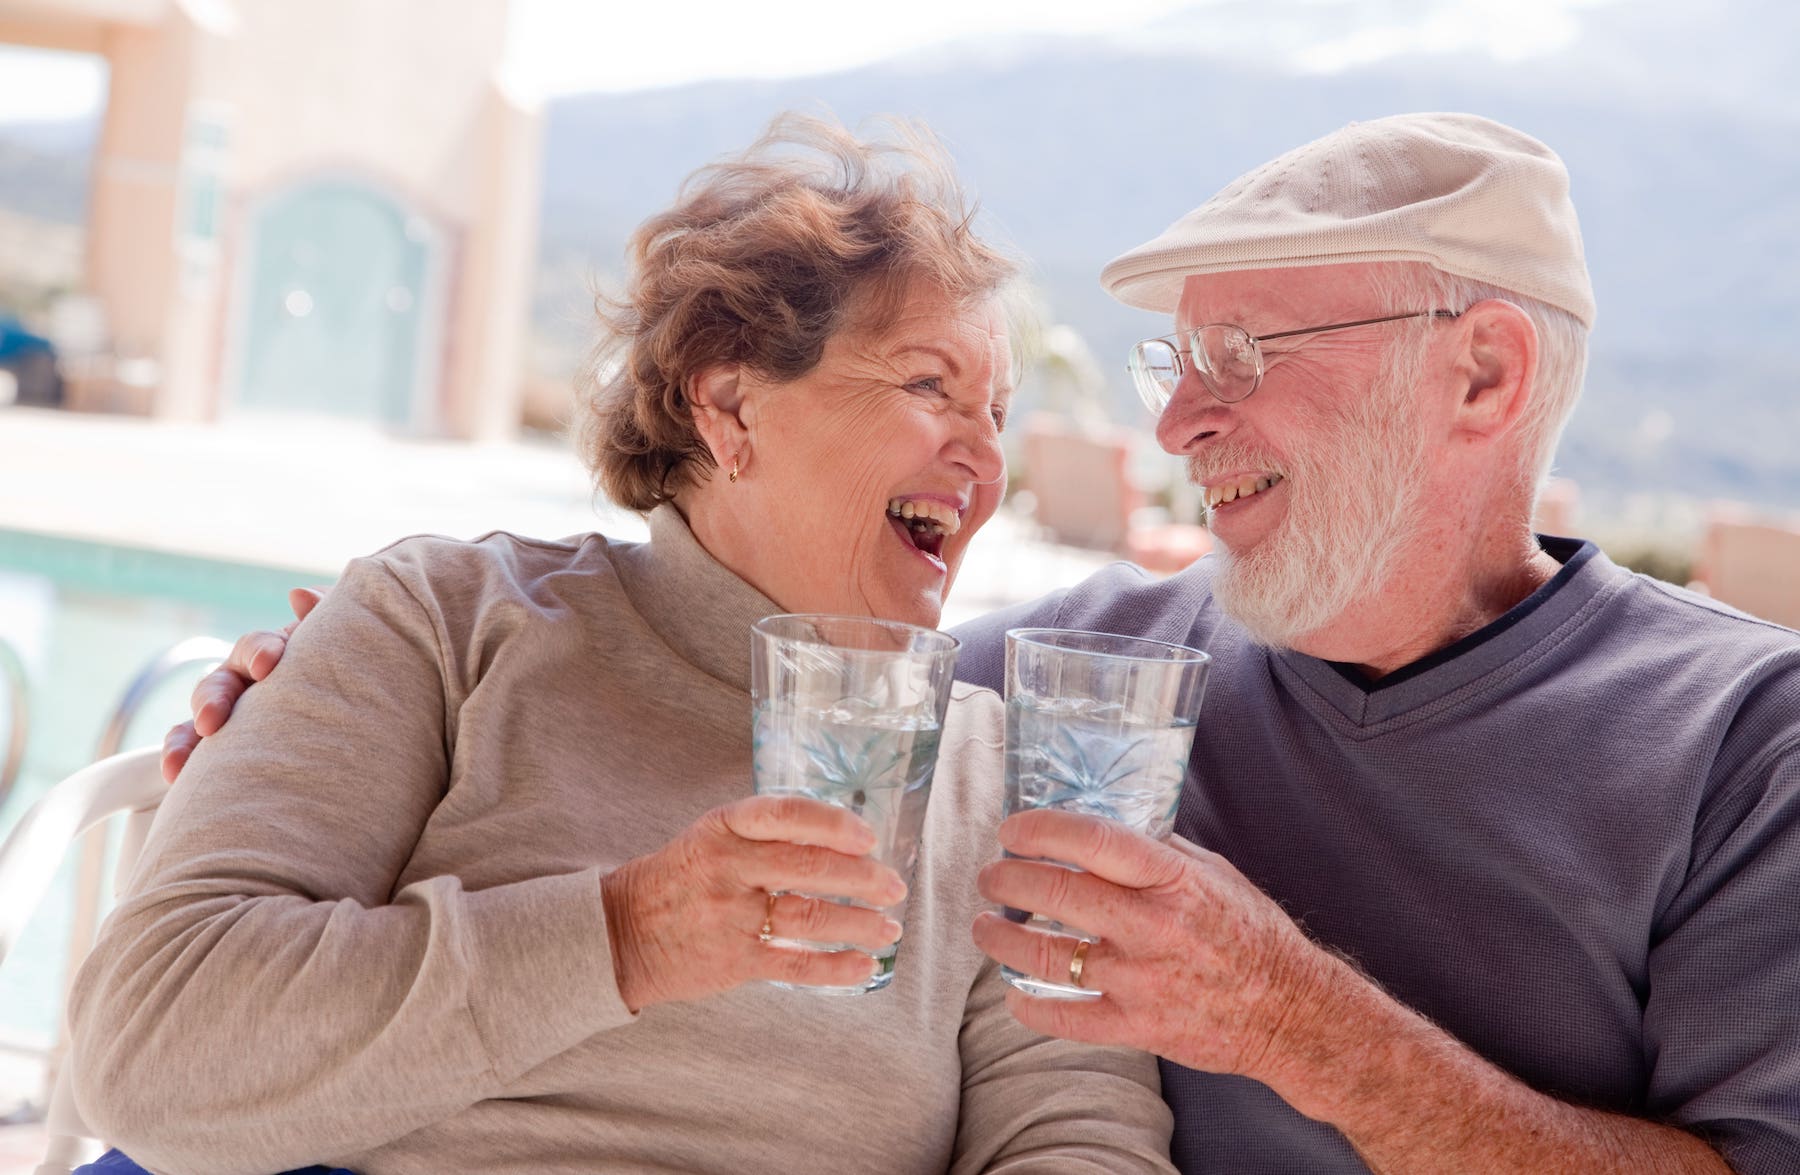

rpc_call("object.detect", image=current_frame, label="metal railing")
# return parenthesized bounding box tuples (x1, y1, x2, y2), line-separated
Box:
(65, 636, 234, 973)
(0, 634, 233, 1126)
(48, 636, 236, 1127)
(93, 636, 234, 760)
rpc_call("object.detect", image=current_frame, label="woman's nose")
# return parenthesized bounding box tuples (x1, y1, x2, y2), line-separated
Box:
(953, 410, 1007, 485)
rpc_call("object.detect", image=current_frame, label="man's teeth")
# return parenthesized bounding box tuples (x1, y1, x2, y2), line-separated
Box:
(1204, 474, 1284, 510)
(886, 498, 961, 536)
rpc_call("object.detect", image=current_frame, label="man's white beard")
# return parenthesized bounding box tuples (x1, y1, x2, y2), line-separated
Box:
(1203, 340, 1432, 649)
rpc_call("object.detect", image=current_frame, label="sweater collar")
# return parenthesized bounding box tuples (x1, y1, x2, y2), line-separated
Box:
(614, 503, 784, 693)
(1267, 538, 1620, 728)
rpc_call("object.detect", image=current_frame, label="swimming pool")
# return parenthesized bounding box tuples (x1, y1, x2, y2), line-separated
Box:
(0, 527, 324, 1050)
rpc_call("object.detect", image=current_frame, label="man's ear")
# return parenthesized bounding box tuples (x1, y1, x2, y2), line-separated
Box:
(1450, 299, 1539, 443)
(686, 364, 749, 469)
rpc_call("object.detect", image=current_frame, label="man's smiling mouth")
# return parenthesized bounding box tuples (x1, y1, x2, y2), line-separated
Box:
(1205, 473, 1285, 510)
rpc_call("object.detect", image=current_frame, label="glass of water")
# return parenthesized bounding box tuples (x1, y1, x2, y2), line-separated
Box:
(1001, 628, 1210, 999)
(751, 614, 960, 994)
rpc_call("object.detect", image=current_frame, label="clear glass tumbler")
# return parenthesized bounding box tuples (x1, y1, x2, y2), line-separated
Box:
(1001, 627, 1210, 999)
(751, 614, 961, 994)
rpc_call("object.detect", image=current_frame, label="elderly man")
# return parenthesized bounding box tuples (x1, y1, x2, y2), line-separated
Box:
(957, 113, 1800, 1173)
(165, 114, 1796, 1172)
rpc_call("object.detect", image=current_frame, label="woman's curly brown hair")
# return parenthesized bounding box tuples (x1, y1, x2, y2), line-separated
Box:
(578, 112, 1017, 510)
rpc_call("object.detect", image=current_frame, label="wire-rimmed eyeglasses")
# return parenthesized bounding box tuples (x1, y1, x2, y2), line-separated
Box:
(1127, 309, 1464, 414)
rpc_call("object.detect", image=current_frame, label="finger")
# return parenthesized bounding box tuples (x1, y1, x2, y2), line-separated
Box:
(998, 809, 1186, 890)
(286, 587, 325, 626)
(1167, 833, 1212, 861)
(766, 893, 903, 952)
(161, 723, 200, 784)
(978, 856, 1134, 939)
(971, 909, 1104, 990)
(189, 667, 249, 737)
(1002, 985, 1129, 1047)
(244, 631, 287, 681)
(719, 795, 877, 855)
(222, 628, 287, 684)
(738, 842, 905, 908)
(748, 942, 881, 990)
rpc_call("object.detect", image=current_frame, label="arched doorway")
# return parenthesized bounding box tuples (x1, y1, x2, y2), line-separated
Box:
(230, 178, 441, 427)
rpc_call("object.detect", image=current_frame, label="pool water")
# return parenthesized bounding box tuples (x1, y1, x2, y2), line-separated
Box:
(0, 528, 327, 1049)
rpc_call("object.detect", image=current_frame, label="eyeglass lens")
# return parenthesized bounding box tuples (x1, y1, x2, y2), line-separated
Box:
(1195, 325, 1262, 403)
(1129, 325, 1266, 412)
(1128, 339, 1180, 412)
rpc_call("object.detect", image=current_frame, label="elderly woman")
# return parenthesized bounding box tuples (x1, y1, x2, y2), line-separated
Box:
(66, 116, 1172, 1174)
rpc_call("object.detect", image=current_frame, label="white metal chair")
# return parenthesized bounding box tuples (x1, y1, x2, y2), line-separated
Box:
(0, 746, 166, 1175)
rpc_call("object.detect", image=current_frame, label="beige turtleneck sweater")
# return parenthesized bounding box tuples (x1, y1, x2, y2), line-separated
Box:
(68, 506, 1173, 1175)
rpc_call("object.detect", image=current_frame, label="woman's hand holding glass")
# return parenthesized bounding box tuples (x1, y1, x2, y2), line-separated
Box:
(599, 793, 906, 1012)
(161, 597, 904, 1011)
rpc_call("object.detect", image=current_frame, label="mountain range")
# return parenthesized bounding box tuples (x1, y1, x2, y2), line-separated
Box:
(4, 0, 1798, 511)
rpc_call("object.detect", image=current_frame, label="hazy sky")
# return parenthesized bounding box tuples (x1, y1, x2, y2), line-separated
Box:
(0, 0, 1625, 123)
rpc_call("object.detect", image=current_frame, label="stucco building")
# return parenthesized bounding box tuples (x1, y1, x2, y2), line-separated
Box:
(0, 0, 540, 440)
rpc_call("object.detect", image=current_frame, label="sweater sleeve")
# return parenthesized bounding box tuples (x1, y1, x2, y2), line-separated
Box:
(951, 962, 1176, 1173)
(67, 551, 635, 1175)
(935, 686, 1176, 1173)
(1644, 735, 1800, 1174)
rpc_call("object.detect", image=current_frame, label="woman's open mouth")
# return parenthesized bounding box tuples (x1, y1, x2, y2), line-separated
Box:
(886, 497, 961, 568)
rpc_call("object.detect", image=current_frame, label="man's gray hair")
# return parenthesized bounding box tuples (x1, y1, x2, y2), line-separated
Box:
(1374, 266, 1589, 507)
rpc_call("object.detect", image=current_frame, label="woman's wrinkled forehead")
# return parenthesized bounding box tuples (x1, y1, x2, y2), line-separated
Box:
(840, 284, 1011, 372)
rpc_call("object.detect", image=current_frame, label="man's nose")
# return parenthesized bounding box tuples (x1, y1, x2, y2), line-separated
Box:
(1154, 370, 1235, 457)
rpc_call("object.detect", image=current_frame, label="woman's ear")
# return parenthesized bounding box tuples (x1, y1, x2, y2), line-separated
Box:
(686, 364, 748, 469)
(1449, 299, 1539, 444)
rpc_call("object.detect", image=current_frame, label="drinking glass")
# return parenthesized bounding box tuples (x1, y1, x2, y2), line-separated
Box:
(751, 614, 960, 993)
(1001, 628, 1210, 999)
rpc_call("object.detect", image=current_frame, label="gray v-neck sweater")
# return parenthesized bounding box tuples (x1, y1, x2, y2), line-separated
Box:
(954, 538, 1800, 1174)
(69, 506, 1173, 1175)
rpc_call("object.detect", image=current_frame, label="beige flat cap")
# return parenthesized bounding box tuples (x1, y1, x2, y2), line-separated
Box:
(1100, 112, 1595, 327)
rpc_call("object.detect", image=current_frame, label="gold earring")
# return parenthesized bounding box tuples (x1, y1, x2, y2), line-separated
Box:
(729, 458, 740, 483)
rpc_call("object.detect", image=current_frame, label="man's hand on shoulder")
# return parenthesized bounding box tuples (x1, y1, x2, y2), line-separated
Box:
(160, 587, 325, 782)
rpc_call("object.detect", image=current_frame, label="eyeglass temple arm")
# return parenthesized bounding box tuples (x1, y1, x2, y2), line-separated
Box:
(1254, 309, 1462, 343)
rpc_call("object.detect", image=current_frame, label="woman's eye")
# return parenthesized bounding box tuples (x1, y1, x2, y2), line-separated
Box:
(990, 407, 1008, 432)
(908, 376, 945, 395)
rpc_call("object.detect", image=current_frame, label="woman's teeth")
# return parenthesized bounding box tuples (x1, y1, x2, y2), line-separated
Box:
(886, 498, 961, 537)
(1205, 473, 1284, 510)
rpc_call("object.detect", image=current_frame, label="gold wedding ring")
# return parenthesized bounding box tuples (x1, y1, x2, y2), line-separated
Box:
(758, 891, 777, 943)
(1068, 938, 1091, 988)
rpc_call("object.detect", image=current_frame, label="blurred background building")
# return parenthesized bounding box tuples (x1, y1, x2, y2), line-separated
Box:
(0, 0, 539, 439)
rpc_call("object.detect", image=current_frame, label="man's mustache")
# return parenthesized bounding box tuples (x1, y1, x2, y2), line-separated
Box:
(1187, 445, 1286, 488)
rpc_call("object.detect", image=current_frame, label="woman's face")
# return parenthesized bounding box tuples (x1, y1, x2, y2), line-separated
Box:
(702, 289, 1012, 629)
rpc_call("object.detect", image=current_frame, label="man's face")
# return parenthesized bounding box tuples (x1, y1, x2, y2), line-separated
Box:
(1154, 262, 1441, 648)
